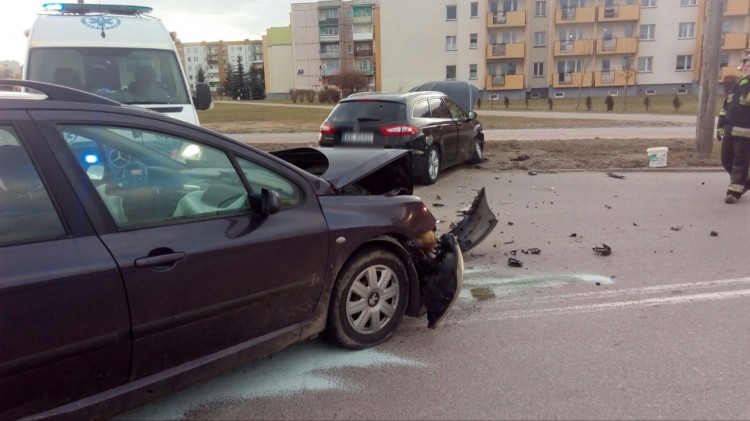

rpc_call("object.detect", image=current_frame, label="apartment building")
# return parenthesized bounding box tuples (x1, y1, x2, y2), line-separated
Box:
(290, 0, 379, 91)
(176, 39, 264, 94)
(378, 0, 750, 99)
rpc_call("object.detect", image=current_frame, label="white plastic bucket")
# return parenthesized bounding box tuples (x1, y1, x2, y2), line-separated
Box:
(647, 147, 668, 168)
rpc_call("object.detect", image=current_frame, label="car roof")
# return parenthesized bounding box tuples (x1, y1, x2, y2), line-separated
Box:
(340, 91, 445, 104)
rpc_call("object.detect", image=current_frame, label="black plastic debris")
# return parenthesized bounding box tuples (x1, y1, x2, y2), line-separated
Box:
(710, 231, 718, 237)
(509, 250, 517, 256)
(606, 172, 626, 179)
(508, 257, 523, 267)
(420, 234, 462, 329)
(433, 203, 445, 207)
(522, 248, 541, 255)
(528, 171, 538, 176)
(670, 226, 683, 231)
(569, 233, 577, 237)
(436, 195, 442, 200)
(510, 154, 530, 161)
(605, 204, 612, 209)
(508, 221, 514, 226)
(593, 244, 612, 256)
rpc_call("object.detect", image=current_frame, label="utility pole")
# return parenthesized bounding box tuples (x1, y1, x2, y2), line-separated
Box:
(696, 0, 725, 159)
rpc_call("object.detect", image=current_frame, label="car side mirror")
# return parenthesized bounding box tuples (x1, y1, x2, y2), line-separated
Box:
(261, 188, 281, 217)
(87, 164, 104, 181)
(468, 111, 478, 120)
(193, 83, 212, 110)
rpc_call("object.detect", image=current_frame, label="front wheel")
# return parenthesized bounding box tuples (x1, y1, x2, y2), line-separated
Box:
(326, 248, 408, 349)
(418, 145, 441, 185)
(469, 136, 483, 164)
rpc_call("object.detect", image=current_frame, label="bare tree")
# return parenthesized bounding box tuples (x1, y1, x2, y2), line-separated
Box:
(619, 55, 637, 111)
(574, 36, 595, 110)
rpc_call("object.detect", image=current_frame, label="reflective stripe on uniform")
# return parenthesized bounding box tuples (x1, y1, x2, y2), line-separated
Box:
(729, 184, 745, 193)
(732, 126, 750, 138)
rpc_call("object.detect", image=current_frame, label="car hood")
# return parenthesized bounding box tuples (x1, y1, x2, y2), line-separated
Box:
(409, 80, 480, 113)
(271, 147, 413, 196)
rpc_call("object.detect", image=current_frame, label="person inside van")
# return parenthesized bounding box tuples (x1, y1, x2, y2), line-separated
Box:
(53, 67, 85, 90)
(127, 65, 169, 102)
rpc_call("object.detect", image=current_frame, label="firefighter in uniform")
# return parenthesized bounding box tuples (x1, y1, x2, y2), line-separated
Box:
(717, 55, 750, 203)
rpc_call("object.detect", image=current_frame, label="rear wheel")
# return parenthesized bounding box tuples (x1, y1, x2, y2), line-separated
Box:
(419, 145, 440, 185)
(326, 248, 408, 349)
(469, 136, 483, 164)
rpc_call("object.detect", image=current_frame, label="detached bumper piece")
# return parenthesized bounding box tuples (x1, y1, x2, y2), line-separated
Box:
(449, 187, 498, 253)
(418, 234, 464, 329)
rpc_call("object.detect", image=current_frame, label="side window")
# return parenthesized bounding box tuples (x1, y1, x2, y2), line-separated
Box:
(444, 98, 469, 120)
(0, 127, 65, 245)
(412, 100, 431, 118)
(236, 158, 303, 209)
(58, 125, 251, 229)
(428, 98, 451, 118)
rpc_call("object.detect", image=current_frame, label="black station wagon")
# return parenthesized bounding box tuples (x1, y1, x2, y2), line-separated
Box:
(318, 90, 484, 185)
(0, 80, 497, 419)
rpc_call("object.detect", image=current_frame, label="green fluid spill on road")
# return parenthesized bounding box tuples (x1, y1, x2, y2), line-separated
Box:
(470, 287, 496, 301)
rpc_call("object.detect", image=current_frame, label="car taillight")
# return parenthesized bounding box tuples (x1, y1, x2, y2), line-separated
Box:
(380, 124, 419, 136)
(320, 123, 335, 135)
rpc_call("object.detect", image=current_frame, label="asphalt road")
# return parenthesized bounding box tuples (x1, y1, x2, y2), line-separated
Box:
(119, 168, 750, 420)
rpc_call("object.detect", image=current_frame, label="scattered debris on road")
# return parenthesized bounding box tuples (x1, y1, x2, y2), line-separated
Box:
(606, 172, 626, 179)
(670, 226, 683, 231)
(510, 154, 530, 161)
(710, 231, 719, 237)
(522, 248, 542, 255)
(593, 244, 612, 256)
(508, 257, 523, 267)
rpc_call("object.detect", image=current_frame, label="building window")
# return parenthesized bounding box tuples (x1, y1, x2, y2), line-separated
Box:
(470, 2, 478, 18)
(533, 31, 546, 47)
(639, 24, 655, 40)
(638, 56, 653, 72)
(470, 33, 478, 48)
(446, 65, 457, 80)
(678, 22, 695, 39)
(676, 55, 692, 71)
(641, 0, 656, 6)
(535, 1, 547, 16)
(720, 54, 729, 68)
(469, 64, 477, 80)
(533, 62, 545, 77)
(446, 36, 457, 50)
(446, 5, 457, 20)
(680, 0, 696, 5)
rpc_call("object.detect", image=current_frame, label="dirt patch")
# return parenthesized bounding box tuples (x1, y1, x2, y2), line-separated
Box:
(252, 138, 720, 171)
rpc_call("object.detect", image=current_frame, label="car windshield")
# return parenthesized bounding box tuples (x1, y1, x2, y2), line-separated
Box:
(27, 47, 190, 105)
(327, 100, 405, 123)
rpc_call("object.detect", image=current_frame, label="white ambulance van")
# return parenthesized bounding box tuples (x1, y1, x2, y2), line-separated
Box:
(24, 3, 211, 125)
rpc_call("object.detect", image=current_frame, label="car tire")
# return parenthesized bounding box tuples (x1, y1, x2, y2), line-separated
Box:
(326, 248, 409, 350)
(469, 136, 483, 164)
(419, 145, 440, 185)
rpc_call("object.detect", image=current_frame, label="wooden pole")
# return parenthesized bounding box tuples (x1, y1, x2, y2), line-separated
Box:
(696, 0, 725, 159)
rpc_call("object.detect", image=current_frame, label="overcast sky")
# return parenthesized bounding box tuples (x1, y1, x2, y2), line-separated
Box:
(1, 0, 303, 65)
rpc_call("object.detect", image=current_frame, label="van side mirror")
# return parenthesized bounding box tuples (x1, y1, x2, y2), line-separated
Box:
(193, 83, 212, 110)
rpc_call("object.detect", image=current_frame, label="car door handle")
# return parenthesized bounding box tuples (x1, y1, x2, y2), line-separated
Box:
(134, 252, 186, 268)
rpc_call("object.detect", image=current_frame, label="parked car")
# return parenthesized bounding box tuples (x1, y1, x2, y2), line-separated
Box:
(0, 79, 497, 419)
(318, 90, 484, 184)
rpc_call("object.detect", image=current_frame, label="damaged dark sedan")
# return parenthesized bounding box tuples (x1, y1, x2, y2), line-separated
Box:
(0, 80, 497, 419)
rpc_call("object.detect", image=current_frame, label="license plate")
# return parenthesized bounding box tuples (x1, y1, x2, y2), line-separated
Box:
(341, 131, 374, 144)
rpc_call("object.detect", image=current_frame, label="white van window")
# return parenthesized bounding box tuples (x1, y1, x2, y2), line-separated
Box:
(28, 47, 190, 105)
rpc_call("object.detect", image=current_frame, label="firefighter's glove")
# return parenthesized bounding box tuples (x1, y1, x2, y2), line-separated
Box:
(717, 128, 725, 142)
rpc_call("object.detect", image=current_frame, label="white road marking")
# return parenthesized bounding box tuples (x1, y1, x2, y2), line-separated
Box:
(451, 277, 750, 325)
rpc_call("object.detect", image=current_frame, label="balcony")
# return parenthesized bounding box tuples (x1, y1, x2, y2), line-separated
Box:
(722, 33, 748, 50)
(485, 74, 524, 90)
(486, 42, 526, 59)
(597, 4, 640, 21)
(320, 50, 340, 59)
(353, 27, 374, 41)
(725, 0, 750, 16)
(596, 37, 638, 55)
(720, 65, 743, 81)
(354, 48, 374, 57)
(353, 14, 372, 24)
(486, 10, 526, 28)
(355, 66, 375, 76)
(553, 39, 595, 56)
(556, 6, 596, 24)
(595, 70, 637, 86)
(319, 17, 339, 26)
(551, 71, 594, 88)
(320, 33, 340, 42)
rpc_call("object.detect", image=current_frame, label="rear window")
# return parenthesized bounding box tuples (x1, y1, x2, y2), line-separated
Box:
(327, 101, 406, 123)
